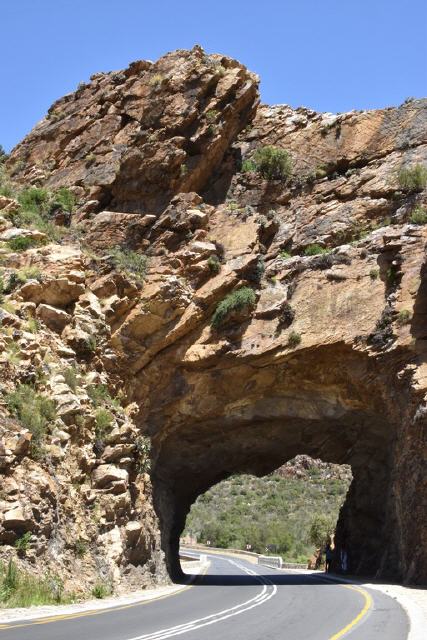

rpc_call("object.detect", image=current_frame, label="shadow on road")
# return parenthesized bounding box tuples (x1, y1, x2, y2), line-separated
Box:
(178, 572, 341, 587)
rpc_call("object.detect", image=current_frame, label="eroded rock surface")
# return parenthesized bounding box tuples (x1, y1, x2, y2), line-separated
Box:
(2, 47, 427, 589)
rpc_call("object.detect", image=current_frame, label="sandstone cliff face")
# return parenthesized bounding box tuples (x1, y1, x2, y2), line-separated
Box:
(2, 46, 427, 588)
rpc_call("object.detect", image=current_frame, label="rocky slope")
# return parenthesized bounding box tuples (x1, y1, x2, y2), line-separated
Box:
(1, 46, 426, 590)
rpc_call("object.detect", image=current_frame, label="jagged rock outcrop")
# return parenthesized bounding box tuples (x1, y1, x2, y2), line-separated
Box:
(2, 46, 427, 591)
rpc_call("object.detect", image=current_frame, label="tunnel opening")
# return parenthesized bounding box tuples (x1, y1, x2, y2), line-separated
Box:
(181, 456, 353, 568)
(143, 343, 421, 583)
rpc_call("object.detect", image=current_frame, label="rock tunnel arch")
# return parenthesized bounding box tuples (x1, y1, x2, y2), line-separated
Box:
(145, 343, 413, 583)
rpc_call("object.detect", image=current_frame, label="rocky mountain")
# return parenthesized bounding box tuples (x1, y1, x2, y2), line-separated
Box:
(0, 45, 426, 597)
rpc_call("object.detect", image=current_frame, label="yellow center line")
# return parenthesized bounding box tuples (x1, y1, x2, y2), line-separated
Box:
(0, 565, 209, 633)
(328, 584, 373, 640)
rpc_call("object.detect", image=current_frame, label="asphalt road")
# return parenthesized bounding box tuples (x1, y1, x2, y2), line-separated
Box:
(0, 552, 409, 640)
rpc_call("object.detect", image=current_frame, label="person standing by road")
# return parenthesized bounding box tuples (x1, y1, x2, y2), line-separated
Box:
(325, 541, 333, 573)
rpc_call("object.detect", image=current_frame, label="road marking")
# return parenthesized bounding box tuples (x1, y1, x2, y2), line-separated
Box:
(125, 559, 277, 640)
(0, 569, 207, 632)
(328, 584, 373, 640)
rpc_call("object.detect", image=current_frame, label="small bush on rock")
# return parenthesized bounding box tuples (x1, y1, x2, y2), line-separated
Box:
(207, 255, 221, 274)
(211, 287, 256, 328)
(252, 146, 292, 181)
(409, 206, 427, 225)
(396, 309, 411, 326)
(304, 244, 329, 256)
(287, 331, 301, 348)
(398, 164, 427, 192)
(6, 385, 56, 458)
(110, 247, 147, 282)
(7, 236, 35, 252)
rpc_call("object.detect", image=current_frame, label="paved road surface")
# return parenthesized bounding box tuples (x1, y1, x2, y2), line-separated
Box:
(0, 552, 409, 640)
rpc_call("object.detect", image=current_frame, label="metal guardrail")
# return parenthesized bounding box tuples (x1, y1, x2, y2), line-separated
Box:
(258, 555, 283, 569)
(181, 544, 308, 570)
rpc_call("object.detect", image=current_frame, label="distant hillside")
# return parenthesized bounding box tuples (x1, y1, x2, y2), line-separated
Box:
(184, 457, 352, 562)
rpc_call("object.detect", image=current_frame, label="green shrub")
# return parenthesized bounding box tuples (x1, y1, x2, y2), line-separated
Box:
(91, 583, 110, 599)
(369, 268, 379, 280)
(18, 187, 49, 213)
(304, 244, 329, 256)
(398, 164, 427, 192)
(7, 236, 35, 252)
(207, 255, 221, 274)
(280, 250, 291, 259)
(63, 367, 78, 392)
(135, 436, 151, 474)
(15, 532, 31, 553)
(409, 206, 427, 225)
(48, 187, 75, 213)
(252, 146, 292, 181)
(309, 514, 335, 550)
(211, 287, 256, 328)
(287, 331, 301, 348)
(6, 385, 56, 458)
(0, 559, 70, 607)
(0, 144, 8, 164)
(25, 317, 40, 334)
(241, 159, 256, 173)
(396, 309, 411, 326)
(94, 409, 114, 442)
(16, 266, 42, 282)
(87, 384, 111, 406)
(110, 247, 147, 282)
(74, 538, 87, 558)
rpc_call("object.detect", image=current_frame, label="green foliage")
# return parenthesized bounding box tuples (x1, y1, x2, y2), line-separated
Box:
(94, 409, 114, 441)
(398, 164, 427, 192)
(280, 250, 291, 259)
(63, 366, 78, 392)
(185, 470, 350, 561)
(17, 266, 42, 282)
(308, 514, 335, 550)
(74, 538, 87, 558)
(205, 109, 219, 123)
(0, 144, 8, 164)
(396, 309, 411, 326)
(87, 384, 112, 406)
(409, 206, 427, 225)
(288, 331, 301, 348)
(211, 287, 256, 328)
(7, 236, 35, 252)
(241, 159, 256, 173)
(207, 255, 221, 275)
(6, 385, 56, 458)
(135, 436, 151, 474)
(18, 187, 49, 212)
(0, 559, 70, 607)
(91, 583, 110, 599)
(85, 335, 97, 352)
(252, 146, 292, 181)
(369, 268, 379, 280)
(48, 187, 75, 213)
(304, 244, 329, 256)
(110, 247, 147, 282)
(25, 317, 40, 334)
(15, 531, 31, 553)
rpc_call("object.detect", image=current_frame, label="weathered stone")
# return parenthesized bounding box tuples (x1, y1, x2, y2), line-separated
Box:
(92, 464, 129, 489)
(36, 303, 72, 332)
(19, 278, 85, 307)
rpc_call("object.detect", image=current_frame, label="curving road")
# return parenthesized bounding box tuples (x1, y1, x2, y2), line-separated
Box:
(0, 551, 409, 640)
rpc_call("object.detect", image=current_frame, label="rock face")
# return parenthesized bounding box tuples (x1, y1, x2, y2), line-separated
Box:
(2, 47, 427, 589)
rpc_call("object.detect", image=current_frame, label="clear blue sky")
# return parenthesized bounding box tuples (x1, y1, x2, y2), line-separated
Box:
(1, 0, 426, 151)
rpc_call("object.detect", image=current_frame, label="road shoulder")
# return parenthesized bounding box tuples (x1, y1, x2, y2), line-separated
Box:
(0, 558, 209, 627)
